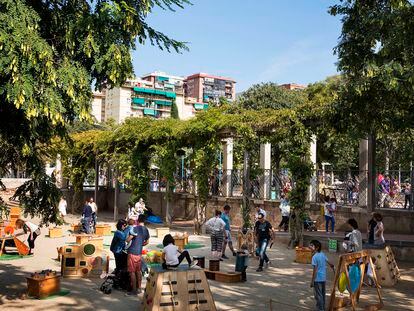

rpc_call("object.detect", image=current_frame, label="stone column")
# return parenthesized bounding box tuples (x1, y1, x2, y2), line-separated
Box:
(359, 138, 368, 207)
(259, 143, 271, 200)
(222, 138, 234, 197)
(55, 154, 63, 188)
(309, 136, 317, 201)
(367, 135, 376, 213)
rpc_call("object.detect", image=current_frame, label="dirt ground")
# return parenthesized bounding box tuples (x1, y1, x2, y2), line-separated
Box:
(0, 212, 413, 311)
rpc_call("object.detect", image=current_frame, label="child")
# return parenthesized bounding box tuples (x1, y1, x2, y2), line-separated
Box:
(162, 234, 197, 270)
(310, 239, 335, 311)
(236, 244, 249, 282)
(124, 218, 137, 251)
(14, 219, 41, 255)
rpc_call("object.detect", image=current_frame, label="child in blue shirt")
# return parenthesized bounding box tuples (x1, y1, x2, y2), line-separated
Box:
(310, 239, 335, 311)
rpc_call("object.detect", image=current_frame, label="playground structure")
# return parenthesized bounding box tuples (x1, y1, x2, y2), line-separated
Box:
(142, 267, 217, 311)
(26, 270, 60, 299)
(61, 236, 109, 278)
(328, 250, 383, 311)
(173, 232, 189, 251)
(204, 258, 242, 283)
(369, 246, 400, 287)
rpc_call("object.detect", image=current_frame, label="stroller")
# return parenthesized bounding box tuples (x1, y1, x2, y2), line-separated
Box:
(303, 215, 317, 231)
(100, 269, 131, 294)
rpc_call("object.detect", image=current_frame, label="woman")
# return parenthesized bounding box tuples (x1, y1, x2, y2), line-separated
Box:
(126, 202, 138, 222)
(135, 198, 147, 216)
(15, 219, 40, 255)
(205, 210, 226, 259)
(109, 219, 128, 273)
(343, 218, 362, 252)
(373, 213, 385, 246)
(324, 196, 336, 233)
(278, 194, 290, 231)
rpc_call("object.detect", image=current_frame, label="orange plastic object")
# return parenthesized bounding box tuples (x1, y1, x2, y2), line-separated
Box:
(14, 238, 30, 255)
(4, 226, 14, 235)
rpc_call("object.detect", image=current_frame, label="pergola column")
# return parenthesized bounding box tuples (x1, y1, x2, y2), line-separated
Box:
(222, 137, 234, 197)
(259, 143, 271, 199)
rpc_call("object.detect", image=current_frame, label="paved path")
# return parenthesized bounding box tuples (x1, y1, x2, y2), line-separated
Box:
(0, 213, 413, 310)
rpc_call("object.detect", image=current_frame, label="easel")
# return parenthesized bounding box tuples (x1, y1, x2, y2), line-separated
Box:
(328, 250, 383, 311)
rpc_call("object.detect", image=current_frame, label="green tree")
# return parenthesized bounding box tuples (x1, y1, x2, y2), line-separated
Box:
(238, 82, 307, 110)
(0, 0, 189, 224)
(330, 0, 414, 135)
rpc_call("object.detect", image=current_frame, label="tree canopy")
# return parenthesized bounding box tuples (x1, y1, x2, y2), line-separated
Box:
(0, 0, 190, 224)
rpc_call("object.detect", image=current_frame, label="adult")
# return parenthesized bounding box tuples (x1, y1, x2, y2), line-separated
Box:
(254, 213, 272, 272)
(221, 204, 237, 259)
(254, 204, 267, 221)
(344, 219, 362, 253)
(125, 218, 150, 295)
(278, 194, 290, 231)
(379, 175, 390, 208)
(127, 202, 138, 221)
(134, 198, 147, 216)
(403, 181, 411, 209)
(110, 219, 127, 273)
(205, 210, 226, 259)
(346, 177, 354, 204)
(324, 196, 336, 233)
(373, 213, 385, 246)
(58, 196, 68, 224)
(366, 212, 377, 245)
(89, 197, 98, 227)
(82, 199, 93, 234)
(14, 219, 40, 255)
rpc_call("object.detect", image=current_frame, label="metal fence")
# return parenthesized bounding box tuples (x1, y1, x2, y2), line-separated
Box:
(147, 167, 414, 210)
(375, 170, 413, 210)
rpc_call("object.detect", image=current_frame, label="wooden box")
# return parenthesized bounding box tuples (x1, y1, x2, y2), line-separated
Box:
(173, 233, 189, 251)
(27, 273, 60, 299)
(49, 227, 63, 238)
(295, 247, 313, 264)
(156, 227, 170, 238)
(73, 234, 102, 247)
(204, 270, 242, 283)
(95, 224, 111, 236)
(71, 224, 81, 232)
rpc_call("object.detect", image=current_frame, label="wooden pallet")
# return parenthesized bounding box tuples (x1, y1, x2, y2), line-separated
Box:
(204, 269, 242, 283)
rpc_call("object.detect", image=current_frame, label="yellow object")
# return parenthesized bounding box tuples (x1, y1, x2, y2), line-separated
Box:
(338, 272, 347, 293)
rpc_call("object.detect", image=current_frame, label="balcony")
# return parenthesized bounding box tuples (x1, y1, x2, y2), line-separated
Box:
(194, 103, 208, 110)
(143, 108, 156, 116)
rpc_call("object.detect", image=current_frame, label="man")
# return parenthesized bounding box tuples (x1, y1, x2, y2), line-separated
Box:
(125, 217, 150, 296)
(89, 197, 98, 228)
(221, 204, 236, 259)
(82, 199, 93, 234)
(254, 213, 272, 272)
(255, 204, 267, 221)
(379, 175, 390, 208)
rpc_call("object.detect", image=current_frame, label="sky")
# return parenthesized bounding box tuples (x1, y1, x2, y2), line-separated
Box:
(132, 0, 342, 92)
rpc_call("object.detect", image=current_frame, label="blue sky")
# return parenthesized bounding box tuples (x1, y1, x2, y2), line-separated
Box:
(132, 0, 342, 92)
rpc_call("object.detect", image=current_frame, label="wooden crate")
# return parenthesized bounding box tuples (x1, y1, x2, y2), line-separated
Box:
(27, 273, 60, 299)
(73, 234, 102, 246)
(173, 234, 189, 251)
(295, 247, 313, 264)
(156, 227, 170, 238)
(204, 270, 242, 283)
(95, 224, 111, 236)
(71, 224, 81, 232)
(49, 227, 63, 238)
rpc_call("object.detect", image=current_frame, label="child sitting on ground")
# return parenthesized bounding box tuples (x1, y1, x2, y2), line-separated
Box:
(124, 218, 137, 251)
(236, 244, 249, 282)
(310, 239, 335, 311)
(162, 234, 198, 270)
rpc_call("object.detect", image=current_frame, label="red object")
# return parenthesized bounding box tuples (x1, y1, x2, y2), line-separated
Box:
(4, 226, 14, 235)
(142, 249, 148, 255)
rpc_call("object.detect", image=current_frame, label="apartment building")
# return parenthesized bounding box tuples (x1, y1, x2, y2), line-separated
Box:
(91, 91, 106, 123)
(280, 83, 306, 90)
(92, 71, 237, 123)
(184, 73, 236, 105)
